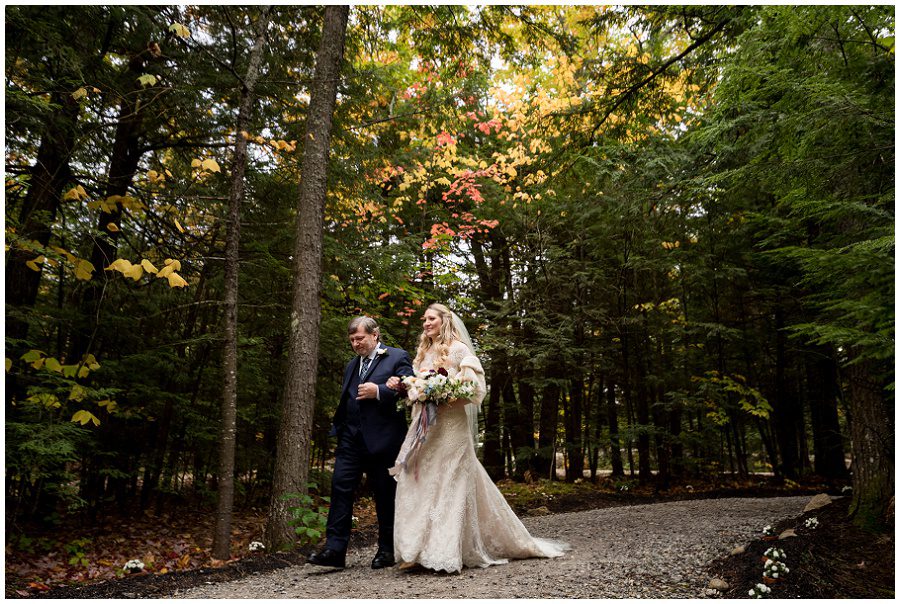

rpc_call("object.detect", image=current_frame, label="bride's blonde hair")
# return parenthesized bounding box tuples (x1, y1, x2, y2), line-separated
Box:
(413, 303, 458, 370)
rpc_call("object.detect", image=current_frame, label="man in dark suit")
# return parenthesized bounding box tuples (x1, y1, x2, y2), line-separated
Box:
(308, 316, 413, 569)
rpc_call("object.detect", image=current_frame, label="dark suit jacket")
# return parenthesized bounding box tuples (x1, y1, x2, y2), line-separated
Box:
(332, 344, 414, 456)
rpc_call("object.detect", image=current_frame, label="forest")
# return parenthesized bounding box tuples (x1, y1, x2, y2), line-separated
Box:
(4, 4, 894, 574)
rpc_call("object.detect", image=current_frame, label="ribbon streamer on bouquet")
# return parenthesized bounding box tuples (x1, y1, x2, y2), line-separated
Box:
(389, 400, 438, 481)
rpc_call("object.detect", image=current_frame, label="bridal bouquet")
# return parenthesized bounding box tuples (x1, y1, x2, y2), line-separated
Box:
(399, 367, 477, 407)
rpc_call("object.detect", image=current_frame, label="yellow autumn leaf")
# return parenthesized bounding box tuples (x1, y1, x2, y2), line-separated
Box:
(72, 87, 87, 101)
(69, 384, 87, 402)
(137, 73, 157, 88)
(5, 358, 10, 372)
(98, 399, 118, 413)
(157, 262, 177, 278)
(106, 223, 119, 232)
(124, 263, 143, 281)
(200, 158, 221, 173)
(168, 22, 191, 38)
(50, 246, 76, 264)
(45, 357, 62, 373)
(166, 272, 188, 288)
(25, 256, 44, 272)
(71, 409, 101, 427)
(191, 158, 202, 168)
(62, 185, 88, 202)
(20, 350, 44, 363)
(28, 393, 60, 408)
(74, 259, 95, 281)
(83, 353, 100, 371)
(105, 258, 133, 273)
(141, 259, 159, 274)
(107, 195, 145, 212)
(174, 218, 185, 233)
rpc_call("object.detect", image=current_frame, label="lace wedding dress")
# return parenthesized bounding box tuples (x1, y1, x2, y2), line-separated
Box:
(390, 340, 567, 573)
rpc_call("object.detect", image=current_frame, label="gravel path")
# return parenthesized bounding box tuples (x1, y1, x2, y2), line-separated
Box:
(175, 496, 809, 599)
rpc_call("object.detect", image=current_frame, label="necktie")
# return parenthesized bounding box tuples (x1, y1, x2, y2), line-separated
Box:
(360, 356, 371, 376)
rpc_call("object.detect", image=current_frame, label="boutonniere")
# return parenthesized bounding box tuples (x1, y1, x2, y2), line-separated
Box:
(376, 347, 388, 356)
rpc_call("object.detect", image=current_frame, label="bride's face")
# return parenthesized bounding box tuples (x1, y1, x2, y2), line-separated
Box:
(422, 309, 442, 339)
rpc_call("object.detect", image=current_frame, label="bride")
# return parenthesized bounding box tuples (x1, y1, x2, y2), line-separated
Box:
(386, 303, 567, 573)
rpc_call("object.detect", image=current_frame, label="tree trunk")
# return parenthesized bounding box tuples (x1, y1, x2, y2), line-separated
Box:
(846, 357, 893, 530)
(565, 372, 584, 482)
(482, 359, 505, 479)
(6, 93, 78, 341)
(266, 5, 349, 550)
(470, 233, 508, 479)
(6, 92, 79, 411)
(773, 299, 801, 479)
(633, 322, 652, 484)
(212, 8, 270, 561)
(806, 349, 848, 480)
(513, 372, 536, 479)
(70, 46, 158, 361)
(535, 371, 561, 479)
(606, 378, 625, 477)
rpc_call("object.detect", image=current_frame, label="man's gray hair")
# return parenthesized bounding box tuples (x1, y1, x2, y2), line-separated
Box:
(348, 316, 380, 337)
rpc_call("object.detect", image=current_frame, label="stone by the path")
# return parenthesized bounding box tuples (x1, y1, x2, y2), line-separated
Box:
(707, 578, 729, 591)
(730, 545, 746, 555)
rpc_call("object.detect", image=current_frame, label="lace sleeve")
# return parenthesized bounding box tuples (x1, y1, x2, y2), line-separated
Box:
(452, 342, 486, 406)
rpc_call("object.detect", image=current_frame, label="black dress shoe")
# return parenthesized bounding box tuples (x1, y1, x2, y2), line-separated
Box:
(308, 547, 346, 568)
(371, 550, 395, 569)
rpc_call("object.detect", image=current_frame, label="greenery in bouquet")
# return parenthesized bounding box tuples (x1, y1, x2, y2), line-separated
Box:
(400, 368, 476, 407)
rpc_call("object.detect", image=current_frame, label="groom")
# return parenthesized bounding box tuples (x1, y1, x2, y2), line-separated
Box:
(308, 316, 413, 569)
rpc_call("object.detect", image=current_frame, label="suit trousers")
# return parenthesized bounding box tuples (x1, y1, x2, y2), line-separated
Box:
(325, 428, 398, 553)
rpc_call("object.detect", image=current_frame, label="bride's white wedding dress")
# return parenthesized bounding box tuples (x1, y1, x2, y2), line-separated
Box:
(390, 340, 567, 573)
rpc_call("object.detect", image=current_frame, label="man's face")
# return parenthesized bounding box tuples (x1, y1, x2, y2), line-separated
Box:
(349, 325, 378, 357)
